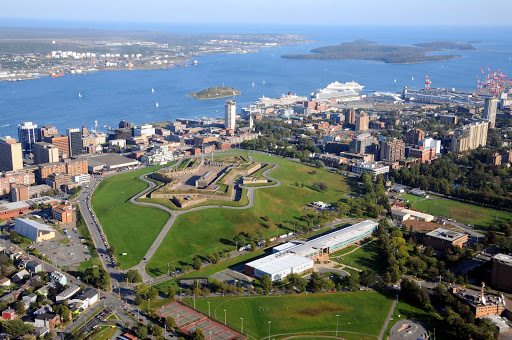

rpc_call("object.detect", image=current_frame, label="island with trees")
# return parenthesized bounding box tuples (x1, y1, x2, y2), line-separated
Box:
(282, 39, 477, 64)
(187, 86, 241, 100)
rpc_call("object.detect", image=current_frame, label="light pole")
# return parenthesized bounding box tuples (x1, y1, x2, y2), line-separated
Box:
(193, 294, 196, 309)
(209, 331, 212, 340)
(240, 317, 243, 334)
(268, 320, 271, 340)
(335, 315, 340, 336)
(176, 314, 180, 329)
(207, 301, 210, 317)
(224, 309, 227, 325)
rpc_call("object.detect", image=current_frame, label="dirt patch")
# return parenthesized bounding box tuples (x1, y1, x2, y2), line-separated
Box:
(297, 303, 347, 316)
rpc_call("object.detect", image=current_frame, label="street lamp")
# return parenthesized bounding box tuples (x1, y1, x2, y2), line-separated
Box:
(207, 301, 210, 317)
(268, 320, 272, 340)
(335, 315, 340, 336)
(240, 317, 243, 334)
(224, 309, 227, 325)
(209, 331, 212, 340)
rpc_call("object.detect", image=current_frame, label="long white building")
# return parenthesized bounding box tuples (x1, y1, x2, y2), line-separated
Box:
(245, 220, 378, 281)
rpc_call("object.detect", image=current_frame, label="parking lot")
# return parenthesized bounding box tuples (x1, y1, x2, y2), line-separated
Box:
(33, 229, 91, 266)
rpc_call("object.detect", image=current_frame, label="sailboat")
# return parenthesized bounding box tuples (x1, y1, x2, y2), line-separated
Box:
(394, 78, 397, 83)
(411, 76, 414, 81)
(156, 102, 159, 108)
(152, 88, 155, 93)
(78, 92, 82, 98)
(263, 80, 265, 85)
(252, 82, 255, 87)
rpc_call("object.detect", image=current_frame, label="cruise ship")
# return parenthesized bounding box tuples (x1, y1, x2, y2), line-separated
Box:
(366, 91, 404, 103)
(311, 81, 364, 101)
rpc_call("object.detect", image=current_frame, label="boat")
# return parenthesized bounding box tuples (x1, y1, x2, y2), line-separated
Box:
(412, 76, 414, 81)
(156, 102, 159, 108)
(193, 60, 198, 65)
(0, 124, 9, 128)
(394, 78, 397, 83)
(367, 91, 404, 103)
(252, 82, 255, 87)
(50, 73, 64, 78)
(263, 80, 265, 85)
(152, 88, 155, 93)
(311, 81, 365, 101)
(78, 93, 82, 98)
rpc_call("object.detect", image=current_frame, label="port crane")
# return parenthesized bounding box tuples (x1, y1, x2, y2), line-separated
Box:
(424, 74, 432, 90)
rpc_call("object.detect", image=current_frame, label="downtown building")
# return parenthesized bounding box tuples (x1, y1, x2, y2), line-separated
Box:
(0, 136, 23, 172)
(451, 120, 489, 153)
(18, 122, 38, 154)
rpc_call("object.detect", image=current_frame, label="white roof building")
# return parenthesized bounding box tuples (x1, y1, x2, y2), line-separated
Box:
(245, 253, 313, 282)
(14, 218, 56, 242)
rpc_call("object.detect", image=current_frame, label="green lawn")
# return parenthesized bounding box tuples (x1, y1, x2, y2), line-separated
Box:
(90, 326, 118, 340)
(146, 152, 353, 276)
(183, 291, 392, 339)
(398, 193, 426, 204)
(334, 239, 385, 273)
(91, 166, 170, 269)
(410, 197, 512, 230)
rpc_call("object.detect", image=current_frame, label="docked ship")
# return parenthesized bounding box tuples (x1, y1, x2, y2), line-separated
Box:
(366, 91, 404, 102)
(311, 81, 364, 101)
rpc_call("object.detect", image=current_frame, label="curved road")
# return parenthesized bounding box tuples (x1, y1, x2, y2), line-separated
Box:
(129, 156, 282, 282)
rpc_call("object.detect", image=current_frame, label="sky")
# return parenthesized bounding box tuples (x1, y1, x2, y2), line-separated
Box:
(2, 0, 512, 27)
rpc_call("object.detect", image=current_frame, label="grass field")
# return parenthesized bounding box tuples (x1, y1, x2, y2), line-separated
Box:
(90, 326, 118, 340)
(91, 166, 170, 269)
(183, 291, 392, 339)
(146, 152, 354, 276)
(333, 239, 385, 273)
(409, 196, 512, 230)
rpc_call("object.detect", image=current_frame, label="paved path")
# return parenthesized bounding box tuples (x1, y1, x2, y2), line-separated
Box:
(129, 157, 283, 282)
(379, 298, 398, 340)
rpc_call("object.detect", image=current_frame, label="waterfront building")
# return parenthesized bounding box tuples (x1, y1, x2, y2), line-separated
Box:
(38, 126, 58, 140)
(134, 124, 156, 137)
(33, 142, 59, 165)
(483, 97, 498, 128)
(0, 136, 23, 172)
(225, 100, 236, 130)
(18, 122, 38, 154)
(43, 135, 69, 159)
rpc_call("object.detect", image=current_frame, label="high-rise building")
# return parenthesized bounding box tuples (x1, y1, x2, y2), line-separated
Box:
(33, 142, 59, 165)
(66, 128, 83, 157)
(38, 126, 58, 141)
(483, 97, 498, 128)
(350, 133, 374, 154)
(406, 129, 425, 145)
(17, 122, 38, 154)
(345, 109, 356, 125)
(419, 138, 441, 154)
(380, 139, 405, 162)
(355, 113, 369, 132)
(43, 135, 69, 159)
(225, 100, 236, 130)
(451, 120, 489, 153)
(249, 114, 254, 129)
(0, 137, 23, 172)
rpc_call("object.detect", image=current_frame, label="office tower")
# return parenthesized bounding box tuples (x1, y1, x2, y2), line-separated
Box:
(380, 139, 405, 162)
(406, 129, 425, 145)
(17, 122, 38, 154)
(350, 133, 374, 154)
(0, 136, 23, 172)
(33, 142, 59, 164)
(484, 97, 498, 128)
(66, 128, 83, 157)
(355, 113, 369, 132)
(43, 135, 69, 159)
(38, 126, 58, 140)
(225, 100, 236, 130)
(249, 114, 254, 129)
(345, 109, 356, 125)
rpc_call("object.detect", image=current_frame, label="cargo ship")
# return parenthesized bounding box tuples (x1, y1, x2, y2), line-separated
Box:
(50, 73, 64, 78)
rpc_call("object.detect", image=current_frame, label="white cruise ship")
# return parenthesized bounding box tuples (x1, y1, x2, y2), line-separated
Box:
(366, 91, 404, 102)
(311, 81, 364, 101)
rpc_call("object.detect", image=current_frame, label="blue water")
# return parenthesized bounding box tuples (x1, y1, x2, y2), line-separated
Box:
(1, 24, 512, 136)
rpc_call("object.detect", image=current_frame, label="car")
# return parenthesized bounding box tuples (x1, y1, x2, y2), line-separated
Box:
(139, 318, 144, 322)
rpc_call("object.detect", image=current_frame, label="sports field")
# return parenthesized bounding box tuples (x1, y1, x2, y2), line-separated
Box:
(91, 166, 170, 269)
(146, 152, 354, 276)
(184, 291, 392, 339)
(409, 196, 512, 230)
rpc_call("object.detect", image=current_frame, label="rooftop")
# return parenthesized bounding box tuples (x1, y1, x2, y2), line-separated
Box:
(84, 154, 138, 168)
(492, 253, 512, 264)
(15, 218, 56, 232)
(246, 253, 313, 275)
(426, 228, 467, 241)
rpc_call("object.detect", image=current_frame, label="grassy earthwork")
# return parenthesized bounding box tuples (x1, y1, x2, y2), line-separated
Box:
(91, 165, 170, 269)
(146, 151, 354, 276)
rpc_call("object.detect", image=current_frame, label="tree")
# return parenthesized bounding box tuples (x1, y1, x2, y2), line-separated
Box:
(124, 270, 143, 283)
(9, 231, 19, 243)
(54, 304, 71, 322)
(190, 329, 205, 340)
(136, 325, 148, 340)
(308, 272, 324, 292)
(14, 301, 25, 315)
(193, 257, 202, 270)
(315, 182, 328, 192)
(165, 316, 175, 330)
(134, 294, 143, 306)
(341, 273, 360, 291)
(167, 287, 176, 300)
(359, 270, 378, 289)
(260, 274, 272, 294)
(249, 241, 257, 252)
(3, 319, 34, 338)
(233, 234, 246, 249)
(110, 244, 117, 255)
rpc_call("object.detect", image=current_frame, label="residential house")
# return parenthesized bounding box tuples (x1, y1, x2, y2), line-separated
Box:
(0, 278, 10, 286)
(12, 269, 30, 283)
(26, 261, 42, 274)
(2, 309, 16, 320)
(34, 313, 61, 329)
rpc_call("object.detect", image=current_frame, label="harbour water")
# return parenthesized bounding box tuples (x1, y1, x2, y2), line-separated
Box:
(1, 24, 512, 136)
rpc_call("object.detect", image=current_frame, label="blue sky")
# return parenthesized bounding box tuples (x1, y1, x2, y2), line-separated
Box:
(2, 0, 512, 26)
